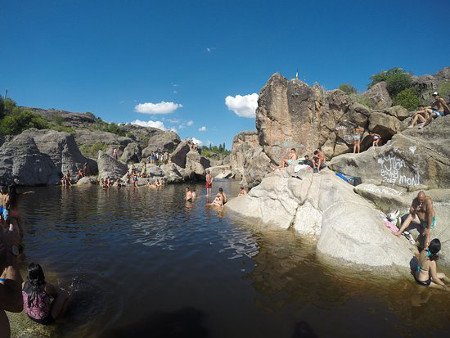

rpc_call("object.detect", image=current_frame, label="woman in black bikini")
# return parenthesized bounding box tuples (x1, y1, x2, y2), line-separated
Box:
(414, 239, 449, 290)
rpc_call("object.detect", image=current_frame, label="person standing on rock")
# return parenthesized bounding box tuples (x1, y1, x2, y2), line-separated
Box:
(113, 148, 118, 160)
(352, 126, 364, 153)
(370, 132, 381, 147)
(205, 170, 213, 196)
(431, 92, 450, 117)
(395, 191, 435, 249)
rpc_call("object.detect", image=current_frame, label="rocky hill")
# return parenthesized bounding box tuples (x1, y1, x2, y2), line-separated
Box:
(231, 67, 450, 188)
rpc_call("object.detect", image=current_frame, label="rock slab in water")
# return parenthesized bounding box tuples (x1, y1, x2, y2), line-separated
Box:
(225, 169, 414, 268)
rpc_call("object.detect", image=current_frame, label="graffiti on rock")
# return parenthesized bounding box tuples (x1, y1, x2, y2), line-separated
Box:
(378, 154, 420, 186)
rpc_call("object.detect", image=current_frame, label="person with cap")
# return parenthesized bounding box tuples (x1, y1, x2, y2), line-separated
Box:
(430, 92, 450, 117)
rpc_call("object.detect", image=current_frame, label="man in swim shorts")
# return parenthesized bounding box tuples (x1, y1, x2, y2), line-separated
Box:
(430, 92, 450, 117)
(205, 170, 213, 196)
(395, 191, 435, 248)
(279, 148, 298, 168)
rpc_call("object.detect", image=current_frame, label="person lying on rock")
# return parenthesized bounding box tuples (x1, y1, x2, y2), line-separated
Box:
(431, 92, 450, 117)
(278, 148, 298, 168)
(299, 155, 314, 168)
(312, 150, 326, 172)
(408, 105, 432, 129)
(413, 238, 449, 290)
(395, 191, 435, 249)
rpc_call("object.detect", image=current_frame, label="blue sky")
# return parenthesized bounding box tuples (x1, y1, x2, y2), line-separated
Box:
(1, 0, 449, 148)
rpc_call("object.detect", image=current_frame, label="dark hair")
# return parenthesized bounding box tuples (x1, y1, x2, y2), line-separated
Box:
(219, 187, 223, 192)
(0, 186, 7, 194)
(428, 238, 441, 261)
(313, 150, 318, 155)
(290, 148, 296, 151)
(25, 263, 46, 308)
(305, 155, 309, 159)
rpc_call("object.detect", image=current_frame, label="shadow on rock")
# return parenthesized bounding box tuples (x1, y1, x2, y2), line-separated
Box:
(100, 307, 208, 338)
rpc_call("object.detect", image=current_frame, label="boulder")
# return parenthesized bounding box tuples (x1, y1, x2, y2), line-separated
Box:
(97, 151, 128, 180)
(160, 163, 184, 183)
(25, 129, 97, 177)
(329, 116, 450, 189)
(368, 112, 402, 140)
(170, 141, 191, 168)
(120, 142, 142, 163)
(184, 151, 210, 180)
(225, 169, 414, 268)
(381, 105, 410, 121)
(76, 176, 97, 185)
(362, 81, 392, 110)
(0, 134, 60, 186)
(208, 165, 232, 178)
(141, 130, 180, 156)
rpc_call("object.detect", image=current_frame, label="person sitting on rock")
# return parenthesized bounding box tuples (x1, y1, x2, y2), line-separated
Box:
(83, 162, 89, 176)
(300, 154, 314, 168)
(352, 126, 364, 153)
(76, 168, 84, 180)
(0, 186, 10, 222)
(430, 92, 450, 117)
(312, 149, 326, 172)
(370, 132, 381, 147)
(279, 148, 298, 168)
(408, 105, 432, 129)
(238, 186, 247, 196)
(395, 191, 435, 249)
(413, 238, 449, 290)
(22, 263, 70, 325)
(0, 228, 23, 338)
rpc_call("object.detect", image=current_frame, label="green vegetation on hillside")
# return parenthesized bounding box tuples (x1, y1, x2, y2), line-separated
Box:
(338, 84, 357, 95)
(0, 98, 49, 135)
(79, 142, 108, 158)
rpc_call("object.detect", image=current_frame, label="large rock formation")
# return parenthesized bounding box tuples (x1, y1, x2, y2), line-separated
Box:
(329, 116, 450, 189)
(120, 142, 142, 163)
(225, 169, 414, 269)
(362, 81, 392, 109)
(170, 141, 191, 168)
(0, 134, 60, 185)
(25, 129, 97, 176)
(184, 151, 210, 180)
(97, 151, 128, 180)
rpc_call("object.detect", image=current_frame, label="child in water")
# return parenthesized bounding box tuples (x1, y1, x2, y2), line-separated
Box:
(22, 263, 70, 325)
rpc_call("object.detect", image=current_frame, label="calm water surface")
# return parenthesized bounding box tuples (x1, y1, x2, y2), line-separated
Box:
(11, 181, 450, 337)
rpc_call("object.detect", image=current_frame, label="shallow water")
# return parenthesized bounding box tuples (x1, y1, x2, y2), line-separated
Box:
(10, 181, 450, 337)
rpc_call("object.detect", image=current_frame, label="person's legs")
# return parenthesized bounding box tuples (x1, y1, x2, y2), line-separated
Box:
(429, 281, 449, 291)
(353, 141, 357, 153)
(50, 289, 70, 319)
(356, 141, 361, 153)
(437, 272, 450, 283)
(395, 214, 414, 236)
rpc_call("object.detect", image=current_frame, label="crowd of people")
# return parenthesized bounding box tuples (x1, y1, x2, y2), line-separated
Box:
(0, 185, 70, 336)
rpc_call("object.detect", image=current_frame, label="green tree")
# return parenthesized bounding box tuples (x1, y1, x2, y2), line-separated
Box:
(0, 97, 4, 119)
(338, 83, 357, 95)
(369, 68, 413, 97)
(393, 88, 420, 111)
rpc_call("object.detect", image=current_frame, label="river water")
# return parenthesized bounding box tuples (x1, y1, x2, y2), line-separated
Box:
(10, 181, 450, 337)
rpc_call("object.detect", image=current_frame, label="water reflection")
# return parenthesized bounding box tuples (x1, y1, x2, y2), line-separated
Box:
(11, 182, 450, 338)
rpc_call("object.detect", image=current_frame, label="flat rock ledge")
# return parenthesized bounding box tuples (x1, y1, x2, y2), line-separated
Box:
(225, 168, 415, 270)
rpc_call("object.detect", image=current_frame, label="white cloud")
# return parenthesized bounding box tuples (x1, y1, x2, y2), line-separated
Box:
(134, 101, 182, 115)
(198, 126, 206, 132)
(191, 137, 202, 145)
(225, 93, 258, 118)
(186, 120, 194, 126)
(131, 119, 167, 130)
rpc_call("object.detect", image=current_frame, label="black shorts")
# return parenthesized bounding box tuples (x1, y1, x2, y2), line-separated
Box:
(29, 314, 54, 325)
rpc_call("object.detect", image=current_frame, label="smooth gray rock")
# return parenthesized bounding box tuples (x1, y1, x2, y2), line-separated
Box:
(97, 151, 128, 179)
(225, 169, 414, 268)
(362, 81, 392, 109)
(120, 142, 142, 163)
(0, 134, 60, 186)
(170, 141, 191, 168)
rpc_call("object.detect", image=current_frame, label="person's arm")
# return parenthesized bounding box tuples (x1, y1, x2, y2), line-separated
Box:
(430, 261, 447, 289)
(439, 98, 450, 112)
(425, 199, 434, 246)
